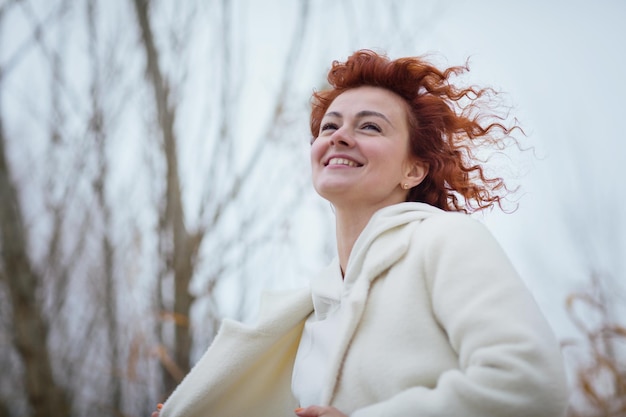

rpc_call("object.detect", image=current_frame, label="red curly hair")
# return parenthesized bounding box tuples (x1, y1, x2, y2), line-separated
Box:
(310, 49, 522, 213)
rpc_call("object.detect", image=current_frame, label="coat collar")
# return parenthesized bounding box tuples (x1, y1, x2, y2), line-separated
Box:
(344, 202, 444, 292)
(315, 202, 443, 405)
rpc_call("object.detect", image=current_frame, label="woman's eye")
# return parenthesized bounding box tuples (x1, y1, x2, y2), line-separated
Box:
(362, 123, 381, 132)
(320, 122, 338, 132)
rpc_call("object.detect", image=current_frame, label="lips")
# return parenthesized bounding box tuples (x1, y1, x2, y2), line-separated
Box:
(325, 157, 363, 167)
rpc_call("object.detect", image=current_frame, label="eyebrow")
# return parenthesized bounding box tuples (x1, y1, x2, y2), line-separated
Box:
(324, 110, 393, 126)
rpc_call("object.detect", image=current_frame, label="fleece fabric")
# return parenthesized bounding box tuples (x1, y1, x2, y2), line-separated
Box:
(160, 202, 569, 417)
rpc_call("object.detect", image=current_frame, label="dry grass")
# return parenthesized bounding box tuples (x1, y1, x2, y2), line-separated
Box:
(564, 276, 626, 416)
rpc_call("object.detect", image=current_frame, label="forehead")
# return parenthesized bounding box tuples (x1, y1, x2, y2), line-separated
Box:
(326, 86, 408, 119)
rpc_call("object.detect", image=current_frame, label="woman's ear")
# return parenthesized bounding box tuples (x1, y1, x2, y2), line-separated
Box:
(403, 160, 428, 188)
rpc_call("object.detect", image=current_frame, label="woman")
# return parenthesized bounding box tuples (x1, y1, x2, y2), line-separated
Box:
(153, 50, 568, 417)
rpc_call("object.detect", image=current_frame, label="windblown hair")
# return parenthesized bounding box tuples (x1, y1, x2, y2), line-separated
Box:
(310, 49, 522, 213)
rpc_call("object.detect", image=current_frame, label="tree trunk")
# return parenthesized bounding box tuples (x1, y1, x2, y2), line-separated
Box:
(132, 0, 197, 396)
(0, 115, 71, 417)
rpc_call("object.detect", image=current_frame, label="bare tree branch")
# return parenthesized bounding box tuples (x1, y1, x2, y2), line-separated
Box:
(203, 0, 233, 205)
(0, 1, 61, 78)
(8, 1, 84, 120)
(86, 0, 122, 412)
(204, 0, 311, 231)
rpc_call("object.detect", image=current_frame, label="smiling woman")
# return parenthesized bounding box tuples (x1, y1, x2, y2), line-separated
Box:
(311, 86, 423, 219)
(152, 50, 569, 417)
(310, 50, 517, 213)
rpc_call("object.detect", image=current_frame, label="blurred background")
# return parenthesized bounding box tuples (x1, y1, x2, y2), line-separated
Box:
(0, 0, 624, 416)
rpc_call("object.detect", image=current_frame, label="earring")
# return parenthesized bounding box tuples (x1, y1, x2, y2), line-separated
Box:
(403, 183, 410, 189)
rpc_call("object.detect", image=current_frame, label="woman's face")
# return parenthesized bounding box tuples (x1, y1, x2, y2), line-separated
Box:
(311, 86, 425, 210)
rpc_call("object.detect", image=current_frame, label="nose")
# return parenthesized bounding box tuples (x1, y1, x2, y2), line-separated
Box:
(329, 126, 355, 147)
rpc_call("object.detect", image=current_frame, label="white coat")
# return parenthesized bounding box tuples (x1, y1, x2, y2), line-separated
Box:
(160, 203, 569, 417)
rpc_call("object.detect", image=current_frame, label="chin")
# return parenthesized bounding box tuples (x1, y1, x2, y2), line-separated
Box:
(313, 186, 348, 203)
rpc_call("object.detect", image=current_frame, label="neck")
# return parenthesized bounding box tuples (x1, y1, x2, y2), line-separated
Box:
(334, 206, 381, 277)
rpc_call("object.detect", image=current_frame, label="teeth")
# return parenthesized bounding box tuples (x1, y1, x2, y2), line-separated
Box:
(328, 157, 359, 167)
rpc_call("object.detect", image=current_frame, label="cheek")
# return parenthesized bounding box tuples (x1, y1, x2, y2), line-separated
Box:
(370, 145, 411, 179)
(309, 139, 325, 166)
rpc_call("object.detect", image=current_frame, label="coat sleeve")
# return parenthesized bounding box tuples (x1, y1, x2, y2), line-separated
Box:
(160, 289, 312, 417)
(352, 214, 569, 417)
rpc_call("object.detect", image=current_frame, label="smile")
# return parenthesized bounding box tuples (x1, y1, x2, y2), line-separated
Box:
(326, 157, 362, 167)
